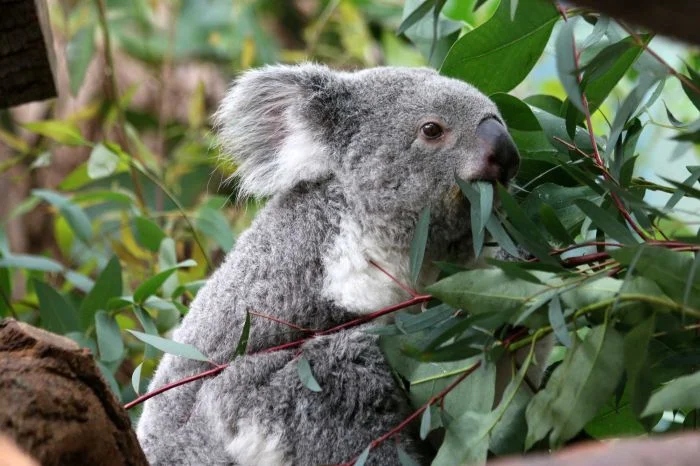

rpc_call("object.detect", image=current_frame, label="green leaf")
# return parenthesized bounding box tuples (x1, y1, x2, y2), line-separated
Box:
(127, 330, 209, 362)
(354, 447, 370, 466)
(95, 310, 124, 362)
(397, 446, 421, 466)
(497, 186, 559, 266)
(681, 64, 700, 112)
(133, 305, 159, 359)
(197, 205, 235, 253)
(490, 93, 542, 131)
(419, 406, 432, 440)
(525, 324, 624, 448)
(457, 179, 492, 257)
(582, 36, 645, 114)
(642, 369, 700, 416)
(539, 203, 574, 245)
(0, 254, 63, 273)
(555, 18, 585, 113)
(409, 206, 431, 286)
(575, 199, 637, 244)
(435, 351, 534, 465)
(87, 143, 122, 179)
(624, 315, 655, 417)
(23, 120, 87, 146)
(441, 0, 558, 94)
(80, 256, 122, 329)
(133, 260, 196, 303)
(132, 362, 144, 394)
(234, 312, 251, 358)
(0, 266, 10, 317)
(34, 280, 80, 334)
(134, 216, 167, 253)
(610, 246, 700, 310)
(485, 214, 520, 257)
(397, 0, 435, 35)
(67, 25, 95, 95)
(32, 189, 92, 243)
(297, 356, 322, 392)
(548, 294, 571, 347)
(664, 167, 700, 209)
(427, 268, 552, 319)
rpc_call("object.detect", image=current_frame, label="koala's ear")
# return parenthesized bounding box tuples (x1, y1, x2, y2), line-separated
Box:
(214, 64, 344, 197)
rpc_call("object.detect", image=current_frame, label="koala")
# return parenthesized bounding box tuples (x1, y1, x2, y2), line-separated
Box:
(136, 64, 521, 466)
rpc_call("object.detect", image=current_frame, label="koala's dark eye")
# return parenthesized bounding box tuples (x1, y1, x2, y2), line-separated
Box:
(420, 122, 444, 140)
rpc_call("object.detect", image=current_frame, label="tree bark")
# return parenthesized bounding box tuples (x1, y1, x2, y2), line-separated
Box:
(570, 0, 700, 45)
(0, 319, 148, 466)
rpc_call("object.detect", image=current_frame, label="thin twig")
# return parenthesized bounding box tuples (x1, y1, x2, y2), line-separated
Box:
(124, 294, 432, 410)
(248, 310, 314, 333)
(369, 259, 418, 297)
(619, 23, 700, 96)
(335, 361, 483, 466)
(559, 6, 651, 241)
(124, 364, 228, 410)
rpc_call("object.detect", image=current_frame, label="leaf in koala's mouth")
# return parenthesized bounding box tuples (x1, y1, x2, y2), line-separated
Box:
(456, 178, 494, 257)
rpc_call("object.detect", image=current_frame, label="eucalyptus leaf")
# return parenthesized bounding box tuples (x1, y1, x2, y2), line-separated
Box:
(95, 310, 124, 362)
(297, 356, 322, 392)
(441, 0, 558, 94)
(127, 330, 209, 362)
(525, 324, 624, 448)
(34, 280, 80, 334)
(409, 206, 431, 286)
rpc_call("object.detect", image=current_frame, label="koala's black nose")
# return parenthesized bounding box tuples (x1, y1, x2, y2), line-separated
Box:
(476, 117, 520, 183)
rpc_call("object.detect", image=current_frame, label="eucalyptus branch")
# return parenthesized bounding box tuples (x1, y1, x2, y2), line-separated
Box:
(558, 5, 651, 241)
(124, 294, 432, 410)
(335, 360, 483, 466)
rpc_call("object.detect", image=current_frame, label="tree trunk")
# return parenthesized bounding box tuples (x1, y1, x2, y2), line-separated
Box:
(0, 319, 148, 466)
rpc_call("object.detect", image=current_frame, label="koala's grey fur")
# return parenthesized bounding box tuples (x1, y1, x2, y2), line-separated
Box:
(137, 64, 523, 465)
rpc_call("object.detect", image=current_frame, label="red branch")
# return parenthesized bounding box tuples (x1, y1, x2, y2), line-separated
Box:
(260, 294, 432, 353)
(558, 6, 651, 241)
(335, 360, 483, 466)
(124, 294, 432, 410)
(124, 364, 228, 410)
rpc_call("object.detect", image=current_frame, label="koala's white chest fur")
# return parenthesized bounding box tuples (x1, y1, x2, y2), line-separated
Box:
(321, 215, 412, 315)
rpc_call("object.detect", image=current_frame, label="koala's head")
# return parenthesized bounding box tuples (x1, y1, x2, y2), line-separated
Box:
(215, 64, 519, 256)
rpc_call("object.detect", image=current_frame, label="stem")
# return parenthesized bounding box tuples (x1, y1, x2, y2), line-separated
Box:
(94, 0, 148, 215)
(249, 311, 314, 333)
(124, 294, 433, 410)
(369, 259, 419, 298)
(559, 5, 650, 241)
(260, 294, 432, 354)
(336, 361, 482, 466)
(619, 23, 700, 96)
(123, 364, 228, 410)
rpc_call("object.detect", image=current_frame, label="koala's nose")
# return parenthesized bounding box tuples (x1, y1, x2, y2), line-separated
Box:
(476, 117, 520, 183)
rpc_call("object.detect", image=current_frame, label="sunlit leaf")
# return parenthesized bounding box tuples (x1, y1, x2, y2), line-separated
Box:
(441, 0, 558, 94)
(23, 120, 87, 146)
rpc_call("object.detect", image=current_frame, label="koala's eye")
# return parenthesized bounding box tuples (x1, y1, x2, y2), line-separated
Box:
(420, 122, 444, 140)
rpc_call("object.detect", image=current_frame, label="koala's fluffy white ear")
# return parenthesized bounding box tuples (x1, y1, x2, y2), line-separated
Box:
(214, 64, 341, 197)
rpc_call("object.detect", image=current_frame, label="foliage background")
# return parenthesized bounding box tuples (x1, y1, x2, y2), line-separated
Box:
(1, 0, 699, 464)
